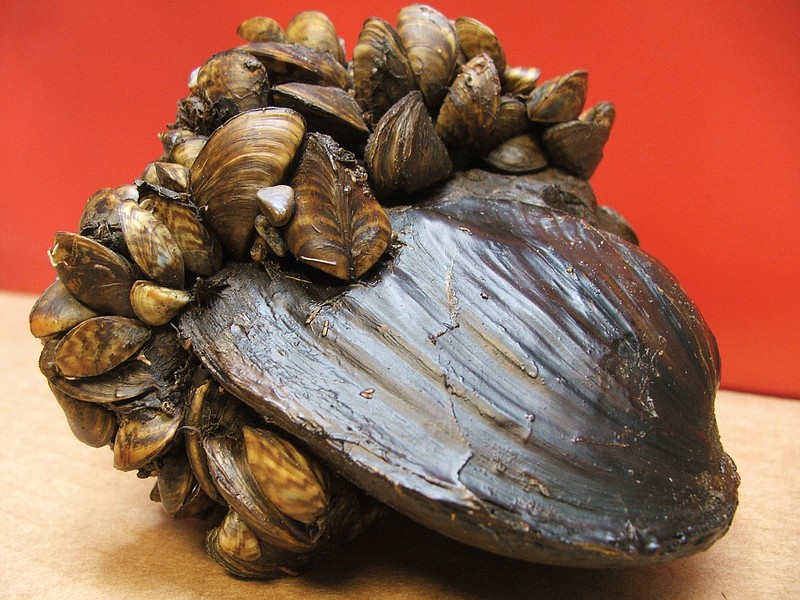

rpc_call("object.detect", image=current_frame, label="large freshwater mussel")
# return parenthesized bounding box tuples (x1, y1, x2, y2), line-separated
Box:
(179, 168, 737, 568)
(30, 3, 738, 581)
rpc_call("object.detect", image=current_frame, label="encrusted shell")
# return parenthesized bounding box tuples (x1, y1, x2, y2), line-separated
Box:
(193, 49, 270, 134)
(435, 53, 501, 148)
(180, 174, 737, 568)
(351, 17, 418, 125)
(35, 4, 738, 580)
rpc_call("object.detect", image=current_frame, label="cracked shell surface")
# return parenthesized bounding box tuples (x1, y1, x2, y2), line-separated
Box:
(179, 172, 738, 567)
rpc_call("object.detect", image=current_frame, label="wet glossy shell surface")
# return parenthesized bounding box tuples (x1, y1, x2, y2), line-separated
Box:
(179, 171, 738, 567)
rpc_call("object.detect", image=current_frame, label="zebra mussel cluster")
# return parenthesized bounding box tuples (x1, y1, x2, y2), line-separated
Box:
(31, 4, 630, 579)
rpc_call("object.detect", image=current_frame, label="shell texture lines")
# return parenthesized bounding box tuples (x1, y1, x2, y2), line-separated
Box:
(30, 4, 738, 581)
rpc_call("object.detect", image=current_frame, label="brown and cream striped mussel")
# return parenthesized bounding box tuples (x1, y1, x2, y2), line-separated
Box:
(351, 17, 417, 126)
(190, 108, 306, 259)
(236, 16, 286, 44)
(285, 10, 346, 65)
(32, 3, 738, 584)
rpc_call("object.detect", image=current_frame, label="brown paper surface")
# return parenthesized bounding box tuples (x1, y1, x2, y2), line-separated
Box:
(2, 290, 797, 599)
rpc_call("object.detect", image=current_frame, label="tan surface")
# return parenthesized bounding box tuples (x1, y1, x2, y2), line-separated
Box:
(1, 289, 798, 599)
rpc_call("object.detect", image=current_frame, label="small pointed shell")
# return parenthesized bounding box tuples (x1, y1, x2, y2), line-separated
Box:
(214, 509, 263, 562)
(130, 280, 191, 326)
(479, 94, 530, 151)
(580, 100, 617, 129)
(44, 328, 188, 404)
(54, 315, 151, 378)
(113, 395, 183, 471)
(365, 91, 452, 200)
(270, 83, 369, 150)
(263, 229, 288, 259)
(286, 133, 392, 280)
(141, 196, 223, 276)
(159, 128, 196, 155)
(115, 184, 139, 203)
(168, 135, 208, 169)
(140, 161, 190, 193)
(483, 132, 548, 173)
(204, 433, 316, 552)
(49, 231, 137, 317)
(237, 16, 286, 43)
(253, 215, 275, 247)
(77, 187, 126, 254)
(242, 42, 348, 88)
(351, 17, 418, 124)
(205, 509, 308, 579)
(119, 200, 185, 289)
(541, 102, 616, 179)
(30, 279, 101, 338)
(257, 185, 295, 227)
(49, 384, 117, 448)
(78, 188, 121, 235)
(184, 374, 244, 504)
(252, 225, 288, 259)
(435, 53, 501, 148)
(243, 426, 329, 524)
(286, 11, 345, 65)
(156, 451, 196, 517)
(250, 236, 271, 264)
(454, 16, 506, 74)
(195, 50, 270, 133)
(397, 4, 460, 108)
(527, 70, 589, 123)
(502, 65, 541, 96)
(190, 108, 306, 259)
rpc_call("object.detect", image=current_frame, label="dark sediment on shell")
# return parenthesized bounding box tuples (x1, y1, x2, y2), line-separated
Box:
(179, 170, 737, 567)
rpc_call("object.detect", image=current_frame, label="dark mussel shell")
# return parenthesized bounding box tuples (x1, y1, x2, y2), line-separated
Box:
(179, 170, 737, 567)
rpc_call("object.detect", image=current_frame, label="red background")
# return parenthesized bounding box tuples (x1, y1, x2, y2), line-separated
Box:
(1, 1, 798, 398)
